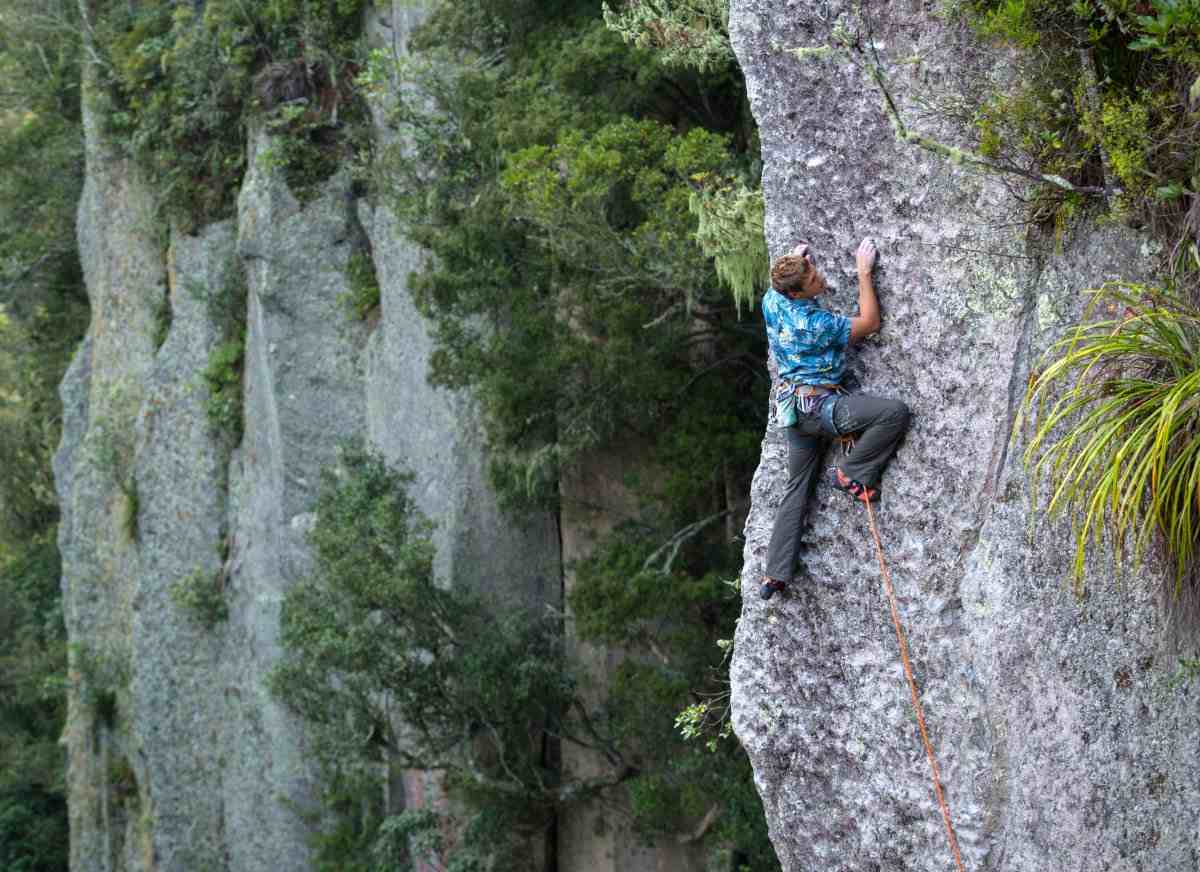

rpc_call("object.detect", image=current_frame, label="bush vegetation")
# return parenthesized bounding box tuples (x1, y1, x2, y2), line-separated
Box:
(271, 444, 574, 868)
(169, 566, 228, 629)
(372, 0, 765, 510)
(364, 7, 776, 862)
(198, 258, 249, 444)
(0, 1, 89, 866)
(953, 0, 1200, 263)
(338, 248, 381, 321)
(88, 0, 372, 227)
(272, 442, 775, 869)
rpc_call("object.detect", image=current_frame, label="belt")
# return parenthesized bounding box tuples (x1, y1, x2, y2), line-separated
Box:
(796, 384, 840, 397)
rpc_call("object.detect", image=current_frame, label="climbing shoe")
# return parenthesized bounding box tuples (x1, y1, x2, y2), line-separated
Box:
(759, 577, 787, 600)
(827, 467, 879, 504)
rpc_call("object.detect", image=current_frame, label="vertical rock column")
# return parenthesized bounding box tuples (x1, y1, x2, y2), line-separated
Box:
(57, 84, 172, 872)
(126, 222, 240, 872)
(728, 0, 1200, 869)
(217, 133, 372, 871)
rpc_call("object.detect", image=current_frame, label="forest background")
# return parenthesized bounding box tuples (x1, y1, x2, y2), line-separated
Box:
(0, 0, 775, 869)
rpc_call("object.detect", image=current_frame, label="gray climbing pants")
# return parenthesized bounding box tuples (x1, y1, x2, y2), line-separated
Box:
(764, 392, 910, 584)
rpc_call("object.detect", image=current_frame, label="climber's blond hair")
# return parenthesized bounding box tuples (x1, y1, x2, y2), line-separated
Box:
(770, 254, 810, 295)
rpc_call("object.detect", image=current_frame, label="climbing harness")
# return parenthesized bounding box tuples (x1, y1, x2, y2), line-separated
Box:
(863, 498, 966, 872)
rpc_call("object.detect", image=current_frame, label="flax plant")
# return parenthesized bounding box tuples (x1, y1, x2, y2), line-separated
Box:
(1021, 281, 1200, 592)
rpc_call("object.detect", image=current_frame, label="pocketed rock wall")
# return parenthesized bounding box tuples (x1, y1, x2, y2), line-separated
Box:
(54, 4, 558, 869)
(729, 1, 1200, 870)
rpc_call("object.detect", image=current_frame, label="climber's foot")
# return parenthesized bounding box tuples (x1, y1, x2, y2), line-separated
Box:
(759, 577, 787, 600)
(828, 467, 879, 504)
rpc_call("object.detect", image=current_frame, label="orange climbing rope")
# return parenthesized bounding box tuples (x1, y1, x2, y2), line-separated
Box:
(864, 498, 967, 872)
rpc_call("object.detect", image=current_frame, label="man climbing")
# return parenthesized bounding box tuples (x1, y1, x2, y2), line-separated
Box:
(759, 238, 909, 600)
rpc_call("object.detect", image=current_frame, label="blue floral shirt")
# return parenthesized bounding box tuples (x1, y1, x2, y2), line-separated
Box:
(762, 288, 852, 385)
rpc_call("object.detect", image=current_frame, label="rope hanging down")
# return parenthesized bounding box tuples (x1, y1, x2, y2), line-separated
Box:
(864, 498, 966, 872)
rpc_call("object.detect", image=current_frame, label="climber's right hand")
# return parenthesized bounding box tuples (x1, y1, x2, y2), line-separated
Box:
(856, 237, 878, 276)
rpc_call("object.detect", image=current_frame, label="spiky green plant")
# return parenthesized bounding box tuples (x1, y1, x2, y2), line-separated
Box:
(1021, 281, 1200, 592)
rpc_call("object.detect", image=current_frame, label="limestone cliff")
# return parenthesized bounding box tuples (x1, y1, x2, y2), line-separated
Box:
(55, 4, 558, 869)
(729, 1, 1200, 870)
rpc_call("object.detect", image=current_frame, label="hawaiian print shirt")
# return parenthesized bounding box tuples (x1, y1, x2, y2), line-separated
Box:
(763, 288, 852, 429)
(762, 288, 852, 385)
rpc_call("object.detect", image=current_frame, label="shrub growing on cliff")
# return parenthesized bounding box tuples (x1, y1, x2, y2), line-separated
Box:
(338, 249, 381, 321)
(169, 566, 228, 629)
(202, 333, 246, 441)
(1021, 281, 1200, 590)
(952, 0, 1200, 259)
(88, 0, 371, 226)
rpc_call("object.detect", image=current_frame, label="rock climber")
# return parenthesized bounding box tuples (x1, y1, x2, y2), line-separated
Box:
(759, 238, 910, 600)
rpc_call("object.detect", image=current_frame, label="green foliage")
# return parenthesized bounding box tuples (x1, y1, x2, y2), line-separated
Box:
(270, 443, 576, 868)
(0, 539, 68, 854)
(366, 6, 774, 861)
(338, 249, 381, 321)
(200, 255, 249, 443)
(1020, 282, 1200, 590)
(602, 0, 734, 72)
(569, 522, 777, 865)
(955, 0, 1200, 250)
(373, 7, 764, 508)
(0, 306, 78, 544)
(169, 566, 228, 629)
(274, 441, 777, 866)
(1168, 655, 1200, 687)
(1080, 90, 1168, 203)
(0, 5, 87, 865)
(90, 0, 371, 226)
(1128, 0, 1200, 68)
(689, 180, 768, 315)
(71, 642, 128, 729)
(499, 120, 737, 301)
(0, 785, 68, 872)
(202, 333, 246, 441)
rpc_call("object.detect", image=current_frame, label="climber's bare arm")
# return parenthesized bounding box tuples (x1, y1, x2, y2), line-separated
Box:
(849, 237, 881, 342)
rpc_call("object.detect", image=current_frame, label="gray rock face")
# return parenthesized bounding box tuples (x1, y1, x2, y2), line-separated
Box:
(729, 2, 1200, 870)
(59, 85, 171, 871)
(218, 131, 373, 871)
(360, 195, 560, 606)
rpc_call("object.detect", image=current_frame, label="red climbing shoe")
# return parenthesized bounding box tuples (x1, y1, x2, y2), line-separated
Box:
(759, 577, 787, 600)
(828, 467, 879, 504)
